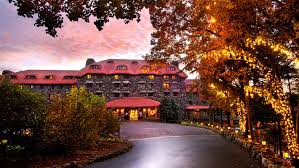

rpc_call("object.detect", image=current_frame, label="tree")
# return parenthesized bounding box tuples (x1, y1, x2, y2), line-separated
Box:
(43, 86, 119, 152)
(0, 79, 47, 155)
(85, 58, 96, 66)
(8, 0, 160, 37)
(159, 97, 181, 123)
(146, 0, 299, 157)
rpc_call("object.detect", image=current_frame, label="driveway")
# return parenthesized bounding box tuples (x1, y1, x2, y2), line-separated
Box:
(120, 121, 215, 140)
(87, 121, 262, 168)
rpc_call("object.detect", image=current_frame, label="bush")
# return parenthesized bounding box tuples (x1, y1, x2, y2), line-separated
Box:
(43, 86, 119, 153)
(0, 79, 47, 157)
(159, 98, 182, 123)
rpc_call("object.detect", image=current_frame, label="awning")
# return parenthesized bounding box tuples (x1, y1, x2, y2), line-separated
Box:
(106, 97, 160, 108)
(185, 105, 209, 110)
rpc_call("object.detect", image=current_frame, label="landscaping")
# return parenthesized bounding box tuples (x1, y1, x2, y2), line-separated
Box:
(0, 79, 131, 167)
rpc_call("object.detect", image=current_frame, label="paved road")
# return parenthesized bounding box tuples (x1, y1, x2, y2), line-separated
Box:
(87, 121, 262, 168)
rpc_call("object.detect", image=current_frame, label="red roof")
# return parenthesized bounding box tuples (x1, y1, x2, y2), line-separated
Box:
(80, 59, 188, 78)
(10, 70, 79, 84)
(185, 105, 209, 110)
(106, 97, 161, 108)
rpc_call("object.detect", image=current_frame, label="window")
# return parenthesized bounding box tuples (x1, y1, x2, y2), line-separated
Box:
(132, 61, 138, 64)
(95, 92, 103, 96)
(64, 76, 73, 79)
(87, 74, 92, 79)
(163, 75, 169, 80)
(86, 83, 93, 88)
(140, 75, 146, 80)
(114, 83, 120, 88)
(114, 75, 120, 80)
(123, 83, 129, 88)
(167, 66, 176, 71)
(163, 82, 170, 89)
(172, 75, 176, 80)
(10, 75, 16, 79)
(116, 65, 127, 70)
(90, 65, 100, 69)
(96, 83, 102, 88)
(123, 75, 130, 80)
(148, 92, 154, 97)
(123, 93, 130, 97)
(173, 92, 179, 97)
(138, 83, 146, 89)
(107, 60, 114, 64)
(148, 75, 155, 80)
(40, 85, 44, 89)
(25, 75, 36, 79)
(164, 92, 170, 96)
(45, 75, 53, 79)
(114, 93, 120, 97)
(149, 83, 154, 88)
(172, 83, 178, 89)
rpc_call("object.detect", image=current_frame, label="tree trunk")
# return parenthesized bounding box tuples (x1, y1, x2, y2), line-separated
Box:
(220, 110, 223, 127)
(244, 79, 253, 139)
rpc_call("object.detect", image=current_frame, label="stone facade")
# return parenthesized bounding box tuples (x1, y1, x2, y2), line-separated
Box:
(8, 59, 193, 107)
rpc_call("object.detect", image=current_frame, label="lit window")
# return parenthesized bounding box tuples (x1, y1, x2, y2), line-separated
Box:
(163, 83, 170, 89)
(163, 75, 169, 80)
(90, 65, 100, 69)
(114, 75, 120, 80)
(148, 75, 155, 80)
(45, 75, 53, 79)
(87, 74, 92, 79)
(116, 65, 127, 70)
(172, 75, 176, 80)
(166, 66, 176, 71)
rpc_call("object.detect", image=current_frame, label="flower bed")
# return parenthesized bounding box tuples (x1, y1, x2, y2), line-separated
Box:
(181, 121, 294, 168)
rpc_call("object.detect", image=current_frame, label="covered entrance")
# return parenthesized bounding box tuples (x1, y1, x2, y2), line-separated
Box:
(106, 97, 161, 120)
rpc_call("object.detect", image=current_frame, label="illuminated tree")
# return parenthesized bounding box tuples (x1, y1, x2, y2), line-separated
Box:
(146, 0, 299, 157)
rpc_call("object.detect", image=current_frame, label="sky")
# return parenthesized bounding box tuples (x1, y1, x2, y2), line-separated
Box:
(0, 1, 196, 78)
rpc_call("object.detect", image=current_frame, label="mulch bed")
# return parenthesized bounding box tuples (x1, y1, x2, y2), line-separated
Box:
(1, 141, 132, 168)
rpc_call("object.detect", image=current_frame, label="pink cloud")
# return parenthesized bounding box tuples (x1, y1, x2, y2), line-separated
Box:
(0, 1, 154, 73)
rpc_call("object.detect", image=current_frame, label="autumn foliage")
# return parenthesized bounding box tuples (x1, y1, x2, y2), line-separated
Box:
(44, 86, 119, 152)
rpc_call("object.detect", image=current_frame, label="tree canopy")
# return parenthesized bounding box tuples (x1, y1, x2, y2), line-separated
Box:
(8, 0, 161, 37)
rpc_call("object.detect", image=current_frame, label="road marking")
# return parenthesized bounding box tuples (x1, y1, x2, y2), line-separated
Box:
(129, 134, 218, 141)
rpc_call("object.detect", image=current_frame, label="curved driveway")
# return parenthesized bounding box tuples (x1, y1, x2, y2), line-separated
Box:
(87, 121, 262, 168)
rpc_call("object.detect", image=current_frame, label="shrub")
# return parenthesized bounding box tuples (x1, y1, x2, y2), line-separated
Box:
(0, 79, 47, 157)
(159, 98, 182, 123)
(43, 86, 119, 153)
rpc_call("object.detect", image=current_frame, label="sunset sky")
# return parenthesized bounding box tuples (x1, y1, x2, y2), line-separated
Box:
(0, 1, 196, 78)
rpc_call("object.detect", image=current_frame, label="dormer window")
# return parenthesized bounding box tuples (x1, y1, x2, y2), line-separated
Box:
(167, 66, 176, 71)
(64, 76, 73, 79)
(25, 75, 36, 79)
(10, 75, 16, 79)
(107, 60, 114, 64)
(116, 65, 127, 70)
(87, 74, 92, 79)
(132, 61, 138, 64)
(45, 75, 53, 79)
(90, 65, 100, 69)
